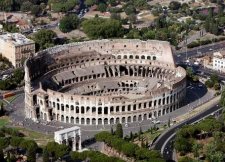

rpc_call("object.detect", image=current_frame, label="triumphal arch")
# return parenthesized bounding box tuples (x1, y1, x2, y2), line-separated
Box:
(54, 126, 81, 151)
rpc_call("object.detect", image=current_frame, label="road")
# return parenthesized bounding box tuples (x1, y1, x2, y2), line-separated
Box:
(175, 41, 225, 63)
(153, 102, 221, 161)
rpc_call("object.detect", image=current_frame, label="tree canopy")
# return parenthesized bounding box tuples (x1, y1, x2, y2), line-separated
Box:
(59, 14, 79, 33)
(82, 17, 124, 39)
(33, 29, 57, 50)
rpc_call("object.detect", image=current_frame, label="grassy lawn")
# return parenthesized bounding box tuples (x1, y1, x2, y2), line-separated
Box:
(0, 116, 53, 147)
(142, 129, 163, 142)
(15, 127, 54, 147)
(0, 116, 10, 127)
(4, 95, 17, 103)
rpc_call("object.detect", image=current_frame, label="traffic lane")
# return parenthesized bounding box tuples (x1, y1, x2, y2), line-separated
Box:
(175, 42, 225, 62)
(177, 41, 225, 56)
(199, 67, 225, 80)
(154, 104, 220, 151)
(163, 138, 175, 161)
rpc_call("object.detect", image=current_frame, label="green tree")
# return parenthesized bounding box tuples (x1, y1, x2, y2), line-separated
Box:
(108, 0, 117, 6)
(121, 143, 136, 157)
(124, 5, 136, 15)
(174, 136, 193, 154)
(10, 137, 24, 148)
(192, 142, 202, 158)
(169, 1, 181, 10)
(84, 0, 96, 7)
(115, 123, 123, 138)
(43, 147, 49, 162)
(30, 5, 42, 16)
(205, 79, 214, 88)
(13, 69, 24, 84)
(82, 17, 123, 39)
(20, 1, 33, 12)
(33, 29, 57, 50)
(27, 146, 36, 162)
(214, 82, 220, 91)
(220, 89, 225, 108)
(59, 14, 79, 33)
(97, 3, 107, 12)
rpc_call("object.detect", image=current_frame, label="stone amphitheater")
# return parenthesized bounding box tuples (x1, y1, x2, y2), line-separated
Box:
(24, 39, 186, 125)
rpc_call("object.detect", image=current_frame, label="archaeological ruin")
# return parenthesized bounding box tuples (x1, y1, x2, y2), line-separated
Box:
(24, 39, 186, 125)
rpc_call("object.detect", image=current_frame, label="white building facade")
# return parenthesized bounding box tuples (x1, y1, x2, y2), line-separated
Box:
(54, 126, 81, 151)
(213, 51, 225, 73)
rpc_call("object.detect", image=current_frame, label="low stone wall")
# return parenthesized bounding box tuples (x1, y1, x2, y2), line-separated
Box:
(101, 143, 135, 162)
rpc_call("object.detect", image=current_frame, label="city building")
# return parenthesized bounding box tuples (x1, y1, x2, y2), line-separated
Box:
(0, 33, 35, 67)
(24, 39, 186, 125)
(54, 126, 81, 151)
(213, 51, 225, 73)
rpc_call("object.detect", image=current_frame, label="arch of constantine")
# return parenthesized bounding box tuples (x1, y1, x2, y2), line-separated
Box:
(24, 39, 186, 125)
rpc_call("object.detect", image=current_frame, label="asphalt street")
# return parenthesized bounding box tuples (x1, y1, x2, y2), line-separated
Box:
(153, 103, 221, 161)
(175, 41, 225, 63)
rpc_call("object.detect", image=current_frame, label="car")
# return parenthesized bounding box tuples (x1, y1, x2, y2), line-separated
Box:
(152, 120, 160, 124)
(209, 48, 213, 51)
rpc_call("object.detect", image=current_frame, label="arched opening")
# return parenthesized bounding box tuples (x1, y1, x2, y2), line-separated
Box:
(138, 115, 142, 121)
(133, 116, 137, 122)
(127, 116, 131, 122)
(122, 117, 126, 123)
(116, 117, 120, 124)
(98, 118, 102, 125)
(76, 117, 79, 124)
(143, 114, 147, 120)
(81, 118, 85, 124)
(92, 118, 96, 125)
(71, 117, 74, 124)
(86, 118, 90, 125)
(104, 118, 108, 125)
(110, 118, 114, 124)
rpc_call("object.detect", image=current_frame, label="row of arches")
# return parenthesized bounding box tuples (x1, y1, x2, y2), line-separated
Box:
(47, 89, 185, 115)
(117, 55, 156, 61)
(39, 103, 179, 125)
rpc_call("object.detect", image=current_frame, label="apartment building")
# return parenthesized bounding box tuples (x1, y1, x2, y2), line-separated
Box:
(213, 51, 225, 73)
(0, 33, 35, 67)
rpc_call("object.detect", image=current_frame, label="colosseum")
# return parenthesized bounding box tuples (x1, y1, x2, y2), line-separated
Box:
(24, 39, 186, 125)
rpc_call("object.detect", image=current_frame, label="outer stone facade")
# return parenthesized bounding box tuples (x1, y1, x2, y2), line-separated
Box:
(24, 39, 186, 125)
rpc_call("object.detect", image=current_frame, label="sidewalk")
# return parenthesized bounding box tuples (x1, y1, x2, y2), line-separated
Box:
(174, 95, 220, 123)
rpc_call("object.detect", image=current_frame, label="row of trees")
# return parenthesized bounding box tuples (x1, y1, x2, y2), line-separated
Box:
(0, 126, 38, 162)
(48, 0, 79, 13)
(0, 0, 47, 16)
(95, 131, 164, 161)
(175, 116, 225, 161)
(70, 150, 124, 162)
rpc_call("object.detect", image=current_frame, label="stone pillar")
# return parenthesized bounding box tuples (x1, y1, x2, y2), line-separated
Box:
(73, 131, 76, 151)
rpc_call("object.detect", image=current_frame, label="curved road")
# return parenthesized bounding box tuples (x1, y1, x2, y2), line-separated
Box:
(153, 102, 221, 161)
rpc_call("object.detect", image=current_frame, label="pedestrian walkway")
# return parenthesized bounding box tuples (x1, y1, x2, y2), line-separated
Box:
(174, 95, 220, 123)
